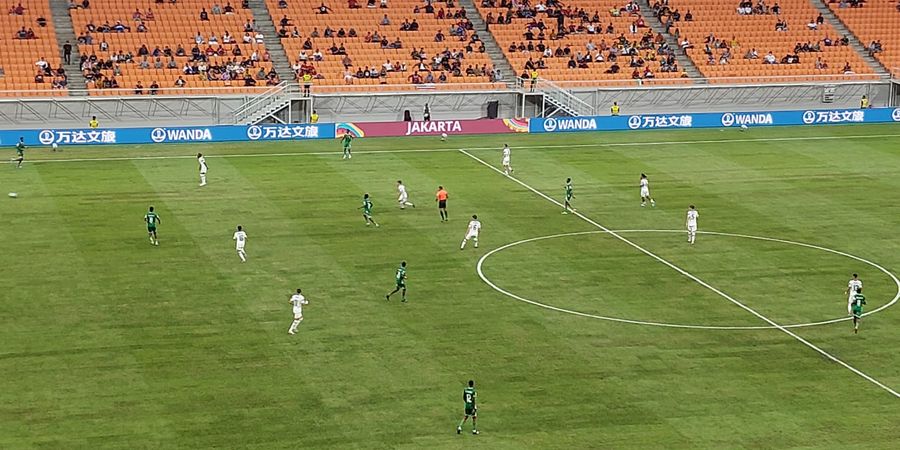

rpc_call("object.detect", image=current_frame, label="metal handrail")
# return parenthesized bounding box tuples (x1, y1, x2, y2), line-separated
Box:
(232, 81, 292, 120)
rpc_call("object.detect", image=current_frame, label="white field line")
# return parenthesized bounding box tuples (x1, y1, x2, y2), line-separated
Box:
(475, 229, 900, 330)
(8, 132, 900, 165)
(459, 148, 900, 399)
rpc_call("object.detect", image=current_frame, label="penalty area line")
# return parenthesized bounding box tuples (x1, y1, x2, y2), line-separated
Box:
(458, 148, 900, 399)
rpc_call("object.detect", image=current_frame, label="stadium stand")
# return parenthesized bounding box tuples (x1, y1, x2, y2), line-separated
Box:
(825, 0, 895, 71)
(653, 0, 875, 82)
(267, 0, 506, 91)
(475, 0, 690, 86)
(0, 0, 67, 96)
(68, 0, 278, 95)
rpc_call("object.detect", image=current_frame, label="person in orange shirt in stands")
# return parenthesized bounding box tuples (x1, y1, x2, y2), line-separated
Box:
(435, 186, 449, 222)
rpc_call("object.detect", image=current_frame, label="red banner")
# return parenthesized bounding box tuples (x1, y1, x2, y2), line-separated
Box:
(335, 118, 529, 138)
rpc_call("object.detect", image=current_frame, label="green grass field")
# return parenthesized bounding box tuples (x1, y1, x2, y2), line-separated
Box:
(2, 125, 900, 449)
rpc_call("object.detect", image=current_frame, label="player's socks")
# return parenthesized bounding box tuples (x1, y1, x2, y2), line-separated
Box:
(457, 426, 462, 434)
(460, 240, 466, 249)
(651, 199, 656, 207)
(473, 239, 478, 248)
(641, 202, 646, 207)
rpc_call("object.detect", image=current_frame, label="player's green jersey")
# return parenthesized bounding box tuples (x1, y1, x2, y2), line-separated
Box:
(341, 134, 352, 148)
(145, 212, 160, 229)
(463, 386, 477, 410)
(362, 198, 373, 215)
(15, 142, 25, 156)
(851, 293, 866, 315)
(395, 266, 406, 285)
(565, 182, 573, 200)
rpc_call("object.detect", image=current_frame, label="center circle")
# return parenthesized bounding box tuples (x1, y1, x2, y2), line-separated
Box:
(476, 230, 900, 330)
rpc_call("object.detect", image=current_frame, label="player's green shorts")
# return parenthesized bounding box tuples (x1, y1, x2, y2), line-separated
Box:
(852, 306, 863, 318)
(465, 405, 476, 416)
(396, 280, 405, 289)
(147, 225, 157, 232)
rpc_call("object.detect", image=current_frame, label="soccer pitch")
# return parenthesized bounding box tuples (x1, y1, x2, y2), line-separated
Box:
(2, 125, 899, 448)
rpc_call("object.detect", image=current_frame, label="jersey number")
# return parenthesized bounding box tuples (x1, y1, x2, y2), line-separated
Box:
(465, 393, 473, 403)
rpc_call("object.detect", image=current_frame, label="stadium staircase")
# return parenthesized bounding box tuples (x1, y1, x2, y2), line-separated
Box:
(247, 0, 295, 80)
(636, 0, 703, 82)
(49, 0, 87, 94)
(458, 0, 515, 84)
(808, 0, 889, 76)
(533, 77, 595, 116)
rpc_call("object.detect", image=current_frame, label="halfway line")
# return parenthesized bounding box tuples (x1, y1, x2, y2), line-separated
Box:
(458, 148, 900, 399)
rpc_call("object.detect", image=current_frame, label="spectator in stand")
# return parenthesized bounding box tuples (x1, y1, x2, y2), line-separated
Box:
(815, 57, 828, 70)
(380, 14, 390, 25)
(380, 0, 387, 8)
(684, 10, 693, 21)
(772, 2, 781, 14)
(200, 8, 209, 21)
(744, 48, 758, 59)
(348, 0, 360, 8)
(315, 2, 332, 14)
(763, 51, 776, 64)
(842, 62, 853, 74)
(175, 76, 186, 86)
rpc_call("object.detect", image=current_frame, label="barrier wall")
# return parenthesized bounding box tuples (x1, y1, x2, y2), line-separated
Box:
(1, 108, 897, 146)
(0, 124, 335, 146)
(529, 107, 900, 133)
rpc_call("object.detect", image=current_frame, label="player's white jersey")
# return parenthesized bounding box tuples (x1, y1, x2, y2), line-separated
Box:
(233, 230, 247, 248)
(290, 293, 307, 314)
(198, 156, 208, 174)
(502, 146, 511, 162)
(686, 210, 699, 228)
(466, 219, 482, 237)
(398, 183, 408, 200)
(640, 178, 650, 196)
(848, 279, 862, 297)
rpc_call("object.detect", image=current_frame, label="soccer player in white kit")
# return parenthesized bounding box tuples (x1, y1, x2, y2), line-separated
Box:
(501, 144, 513, 176)
(288, 288, 308, 335)
(397, 180, 416, 209)
(460, 214, 481, 249)
(639, 173, 655, 207)
(845, 273, 862, 315)
(197, 153, 208, 186)
(685, 205, 699, 244)
(233, 225, 247, 262)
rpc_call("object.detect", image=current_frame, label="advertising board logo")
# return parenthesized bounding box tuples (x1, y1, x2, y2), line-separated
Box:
(892, 108, 900, 122)
(627, 116, 642, 129)
(151, 128, 166, 143)
(721, 113, 735, 127)
(247, 125, 263, 140)
(802, 111, 816, 124)
(38, 130, 55, 145)
(543, 118, 558, 132)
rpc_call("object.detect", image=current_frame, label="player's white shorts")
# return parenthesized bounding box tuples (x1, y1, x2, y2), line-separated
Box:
(293, 309, 303, 320)
(465, 230, 479, 240)
(398, 193, 408, 203)
(502, 156, 510, 166)
(640, 187, 650, 198)
(236, 243, 245, 251)
(200, 168, 207, 175)
(687, 224, 697, 233)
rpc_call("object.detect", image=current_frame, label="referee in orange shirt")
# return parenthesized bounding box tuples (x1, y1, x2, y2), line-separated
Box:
(435, 186, 449, 222)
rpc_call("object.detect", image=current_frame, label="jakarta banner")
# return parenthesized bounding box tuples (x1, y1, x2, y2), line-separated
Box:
(529, 107, 900, 133)
(0, 123, 335, 146)
(335, 118, 529, 138)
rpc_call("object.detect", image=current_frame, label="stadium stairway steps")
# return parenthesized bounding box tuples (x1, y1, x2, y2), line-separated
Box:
(49, 0, 88, 95)
(808, 0, 889, 76)
(459, 0, 516, 85)
(248, 0, 294, 82)
(637, 0, 704, 83)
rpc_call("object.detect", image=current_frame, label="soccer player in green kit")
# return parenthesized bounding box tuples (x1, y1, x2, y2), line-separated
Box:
(457, 379, 479, 435)
(562, 177, 576, 214)
(341, 133, 353, 159)
(144, 206, 161, 246)
(358, 193, 379, 227)
(851, 288, 866, 334)
(14, 137, 25, 169)
(385, 261, 407, 302)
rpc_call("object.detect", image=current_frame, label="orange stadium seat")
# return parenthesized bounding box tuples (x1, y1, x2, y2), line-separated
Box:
(69, 0, 277, 96)
(825, 0, 898, 72)
(0, 0, 67, 97)
(655, 0, 876, 82)
(475, 0, 690, 86)
(268, 0, 504, 89)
